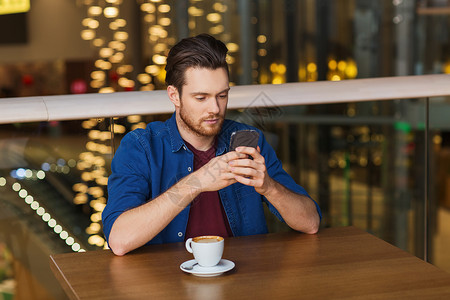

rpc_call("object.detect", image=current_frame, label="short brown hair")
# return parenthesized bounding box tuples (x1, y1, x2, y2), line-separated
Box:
(165, 34, 229, 95)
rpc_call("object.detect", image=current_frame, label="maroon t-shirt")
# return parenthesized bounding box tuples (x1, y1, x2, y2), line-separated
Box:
(184, 140, 233, 239)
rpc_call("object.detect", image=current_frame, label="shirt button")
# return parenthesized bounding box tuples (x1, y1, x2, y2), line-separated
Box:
(188, 167, 192, 172)
(178, 232, 183, 237)
(183, 146, 187, 150)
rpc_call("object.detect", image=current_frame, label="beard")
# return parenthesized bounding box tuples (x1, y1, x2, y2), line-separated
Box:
(179, 104, 225, 137)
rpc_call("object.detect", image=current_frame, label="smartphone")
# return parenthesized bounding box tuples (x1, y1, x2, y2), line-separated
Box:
(229, 130, 259, 151)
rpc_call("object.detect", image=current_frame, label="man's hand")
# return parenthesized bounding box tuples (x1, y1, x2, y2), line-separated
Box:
(108, 151, 247, 256)
(196, 150, 248, 192)
(228, 146, 275, 196)
(228, 146, 320, 234)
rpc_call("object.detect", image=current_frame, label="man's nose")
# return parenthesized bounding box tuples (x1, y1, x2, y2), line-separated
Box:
(208, 98, 220, 114)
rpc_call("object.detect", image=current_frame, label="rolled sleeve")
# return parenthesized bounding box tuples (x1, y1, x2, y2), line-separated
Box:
(258, 129, 322, 222)
(102, 132, 151, 244)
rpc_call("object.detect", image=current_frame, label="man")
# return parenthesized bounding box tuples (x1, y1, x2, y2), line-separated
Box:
(102, 34, 321, 256)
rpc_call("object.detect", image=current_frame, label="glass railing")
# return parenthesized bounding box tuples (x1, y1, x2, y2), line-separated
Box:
(0, 74, 449, 299)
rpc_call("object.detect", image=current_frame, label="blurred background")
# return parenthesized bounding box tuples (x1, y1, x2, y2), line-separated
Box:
(0, 0, 449, 299)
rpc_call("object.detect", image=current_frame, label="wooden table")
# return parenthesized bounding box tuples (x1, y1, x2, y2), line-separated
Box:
(50, 227, 450, 299)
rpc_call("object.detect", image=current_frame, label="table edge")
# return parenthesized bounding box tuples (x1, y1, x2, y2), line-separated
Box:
(49, 255, 80, 300)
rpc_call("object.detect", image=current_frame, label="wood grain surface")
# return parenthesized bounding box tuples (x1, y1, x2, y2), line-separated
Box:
(49, 226, 450, 299)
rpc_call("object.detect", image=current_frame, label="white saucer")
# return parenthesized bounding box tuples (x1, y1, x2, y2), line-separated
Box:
(180, 259, 235, 277)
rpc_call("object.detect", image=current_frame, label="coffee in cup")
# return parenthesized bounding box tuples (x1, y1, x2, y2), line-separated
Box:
(185, 235, 224, 267)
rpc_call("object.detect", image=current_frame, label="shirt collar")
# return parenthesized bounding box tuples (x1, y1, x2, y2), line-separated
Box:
(216, 125, 229, 155)
(167, 113, 185, 153)
(166, 112, 230, 155)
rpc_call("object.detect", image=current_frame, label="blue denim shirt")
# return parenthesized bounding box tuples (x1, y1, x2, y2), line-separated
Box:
(102, 113, 321, 245)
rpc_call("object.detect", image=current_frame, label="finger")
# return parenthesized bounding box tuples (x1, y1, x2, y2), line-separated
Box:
(229, 158, 253, 167)
(230, 166, 261, 178)
(230, 177, 238, 183)
(236, 146, 264, 162)
(235, 146, 257, 155)
(221, 171, 238, 180)
(229, 158, 266, 173)
(228, 159, 266, 174)
(224, 177, 237, 185)
(224, 150, 248, 161)
(233, 174, 262, 187)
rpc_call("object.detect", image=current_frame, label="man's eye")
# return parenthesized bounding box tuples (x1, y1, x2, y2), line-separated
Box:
(218, 94, 228, 99)
(195, 97, 206, 101)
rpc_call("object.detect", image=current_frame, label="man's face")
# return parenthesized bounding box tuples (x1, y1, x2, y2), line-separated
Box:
(177, 67, 229, 137)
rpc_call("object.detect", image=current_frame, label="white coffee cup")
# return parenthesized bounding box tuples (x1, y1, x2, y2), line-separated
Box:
(185, 235, 224, 267)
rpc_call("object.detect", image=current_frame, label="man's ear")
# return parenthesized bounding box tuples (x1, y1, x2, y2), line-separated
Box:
(167, 85, 180, 107)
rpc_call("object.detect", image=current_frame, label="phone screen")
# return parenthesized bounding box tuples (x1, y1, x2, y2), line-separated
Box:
(229, 130, 259, 151)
